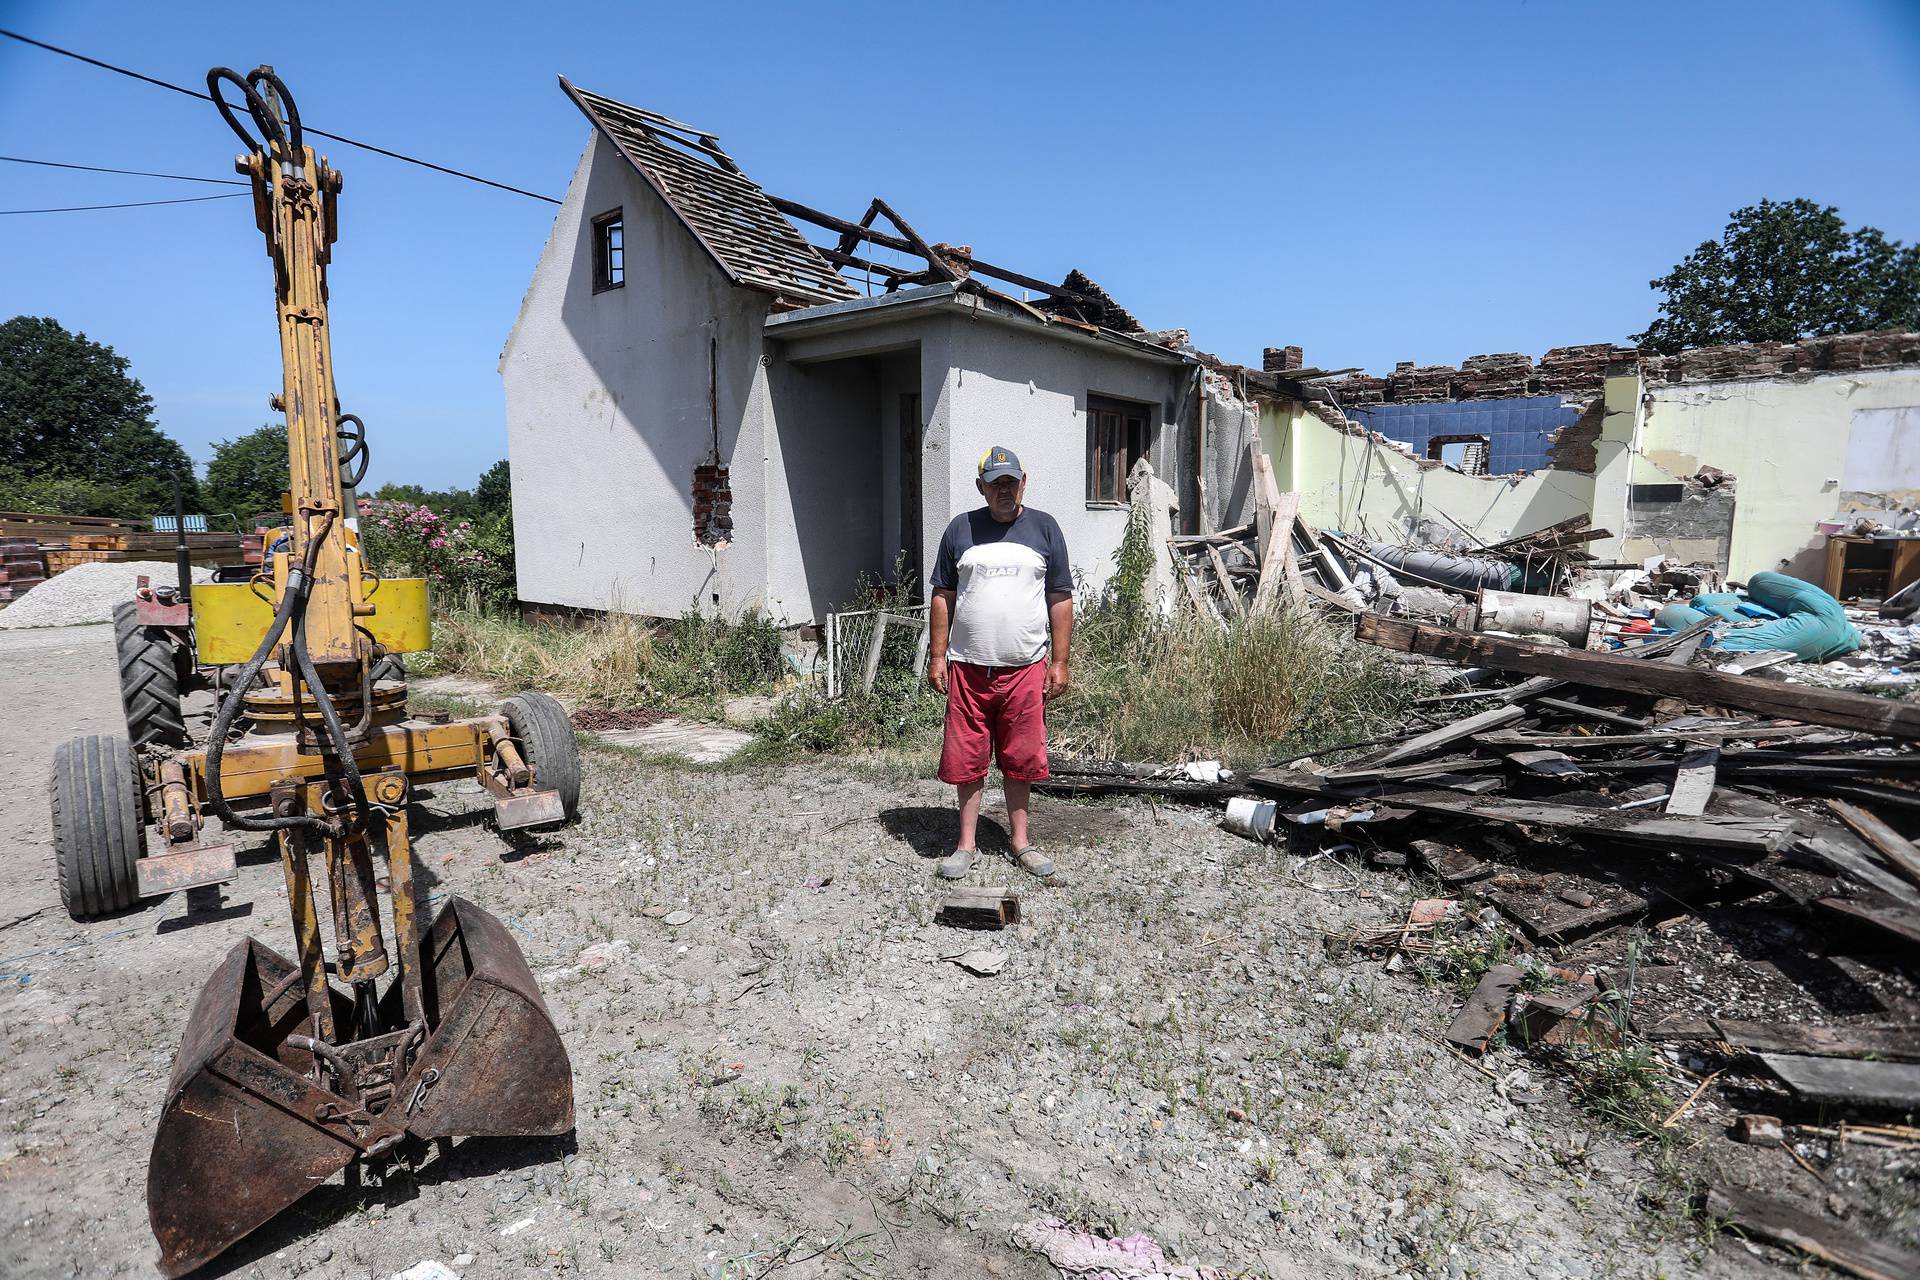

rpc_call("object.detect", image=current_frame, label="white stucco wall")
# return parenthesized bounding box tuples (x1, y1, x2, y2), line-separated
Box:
(500, 134, 773, 619)
(930, 314, 1189, 598)
(1638, 367, 1920, 580)
(506, 149, 1195, 623)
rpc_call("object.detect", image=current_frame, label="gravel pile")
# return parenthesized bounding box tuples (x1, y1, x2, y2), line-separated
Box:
(0, 561, 213, 629)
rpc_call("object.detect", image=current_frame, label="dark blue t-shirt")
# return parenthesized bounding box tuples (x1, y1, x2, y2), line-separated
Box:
(930, 507, 1072, 666)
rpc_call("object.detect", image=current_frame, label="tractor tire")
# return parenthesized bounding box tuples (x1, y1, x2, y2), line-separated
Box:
(113, 601, 188, 751)
(51, 735, 144, 920)
(502, 691, 581, 822)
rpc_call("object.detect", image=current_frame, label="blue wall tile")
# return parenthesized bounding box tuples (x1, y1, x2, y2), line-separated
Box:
(1343, 396, 1576, 473)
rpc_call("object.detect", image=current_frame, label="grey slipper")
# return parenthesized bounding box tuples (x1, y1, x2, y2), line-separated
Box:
(939, 848, 982, 879)
(1012, 846, 1055, 878)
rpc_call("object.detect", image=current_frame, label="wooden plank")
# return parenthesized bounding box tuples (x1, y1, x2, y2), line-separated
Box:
(1252, 493, 1303, 613)
(1814, 894, 1920, 947)
(1711, 1020, 1920, 1062)
(1249, 769, 1789, 853)
(1528, 694, 1651, 725)
(1793, 836, 1920, 907)
(1328, 703, 1526, 774)
(1353, 614, 1920, 739)
(1248, 439, 1280, 562)
(1326, 755, 1501, 784)
(1169, 542, 1219, 625)
(1411, 839, 1493, 885)
(1665, 745, 1720, 816)
(1756, 1054, 1920, 1111)
(1826, 799, 1920, 888)
(1444, 964, 1522, 1054)
(1699, 1183, 1920, 1280)
(1506, 749, 1587, 778)
(860, 613, 889, 694)
(1204, 544, 1246, 618)
(1474, 724, 1816, 749)
(936, 888, 1020, 929)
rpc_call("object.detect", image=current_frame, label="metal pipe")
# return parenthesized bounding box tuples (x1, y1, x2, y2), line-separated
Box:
(172, 474, 192, 601)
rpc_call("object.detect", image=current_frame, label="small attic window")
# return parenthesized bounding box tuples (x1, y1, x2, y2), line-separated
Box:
(592, 209, 624, 291)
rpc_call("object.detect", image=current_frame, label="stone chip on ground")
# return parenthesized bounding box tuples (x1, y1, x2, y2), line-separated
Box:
(0, 561, 212, 629)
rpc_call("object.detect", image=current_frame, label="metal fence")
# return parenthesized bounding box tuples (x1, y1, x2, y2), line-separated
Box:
(824, 604, 930, 698)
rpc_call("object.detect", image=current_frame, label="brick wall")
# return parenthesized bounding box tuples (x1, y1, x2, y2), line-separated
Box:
(692, 463, 733, 547)
(1322, 343, 1639, 407)
(1642, 331, 1920, 383)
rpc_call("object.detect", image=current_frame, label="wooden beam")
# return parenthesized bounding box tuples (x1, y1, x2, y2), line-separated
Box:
(1826, 799, 1920, 888)
(1665, 745, 1720, 816)
(1353, 614, 1920, 740)
(1249, 769, 1789, 854)
(1204, 544, 1245, 618)
(1699, 1184, 1920, 1280)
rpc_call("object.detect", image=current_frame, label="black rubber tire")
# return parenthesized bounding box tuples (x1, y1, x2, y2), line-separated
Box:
(51, 735, 144, 919)
(502, 691, 581, 822)
(113, 601, 188, 751)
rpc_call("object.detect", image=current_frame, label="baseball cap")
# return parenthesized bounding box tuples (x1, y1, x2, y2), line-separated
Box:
(978, 445, 1024, 483)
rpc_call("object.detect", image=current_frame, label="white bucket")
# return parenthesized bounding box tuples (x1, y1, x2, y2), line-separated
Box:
(1223, 797, 1278, 842)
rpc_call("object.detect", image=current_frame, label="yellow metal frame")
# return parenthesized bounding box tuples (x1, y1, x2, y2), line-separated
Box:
(192, 576, 431, 665)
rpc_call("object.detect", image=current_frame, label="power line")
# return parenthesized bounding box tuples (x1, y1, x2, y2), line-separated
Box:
(0, 154, 247, 185)
(0, 192, 249, 215)
(0, 28, 562, 204)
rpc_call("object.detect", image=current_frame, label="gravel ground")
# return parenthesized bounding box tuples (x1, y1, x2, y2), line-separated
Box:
(0, 560, 213, 629)
(0, 628, 1783, 1279)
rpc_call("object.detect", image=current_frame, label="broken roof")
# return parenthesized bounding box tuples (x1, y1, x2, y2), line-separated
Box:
(561, 78, 857, 308)
(559, 80, 1151, 332)
(1031, 269, 1143, 334)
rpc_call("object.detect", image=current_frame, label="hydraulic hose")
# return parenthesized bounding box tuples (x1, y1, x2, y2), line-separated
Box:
(204, 512, 360, 835)
(290, 598, 374, 836)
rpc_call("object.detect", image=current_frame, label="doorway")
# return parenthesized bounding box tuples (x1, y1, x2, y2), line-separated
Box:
(898, 391, 923, 595)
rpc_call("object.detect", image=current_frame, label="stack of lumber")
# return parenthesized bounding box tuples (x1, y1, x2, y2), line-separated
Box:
(0, 511, 242, 578)
(0, 536, 47, 605)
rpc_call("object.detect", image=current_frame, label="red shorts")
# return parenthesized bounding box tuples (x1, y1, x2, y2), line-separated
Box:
(937, 659, 1050, 785)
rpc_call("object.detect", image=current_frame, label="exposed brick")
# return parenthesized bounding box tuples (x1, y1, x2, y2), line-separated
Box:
(1262, 345, 1305, 373)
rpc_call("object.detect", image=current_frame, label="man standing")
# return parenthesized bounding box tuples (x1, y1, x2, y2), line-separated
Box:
(927, 445, 1073, 879)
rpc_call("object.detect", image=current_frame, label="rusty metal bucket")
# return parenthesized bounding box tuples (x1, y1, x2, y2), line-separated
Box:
(148, 896, 572, 1277)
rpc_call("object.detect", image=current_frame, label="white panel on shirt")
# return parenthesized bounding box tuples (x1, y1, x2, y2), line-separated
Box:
(948, 541, 1050, 668)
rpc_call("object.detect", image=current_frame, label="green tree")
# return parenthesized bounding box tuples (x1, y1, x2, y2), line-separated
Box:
(204, 423, 288, 523)
(0, 315, 200, 516)
(1635, 199, 1920, 354)
(474, 458, 511, 518)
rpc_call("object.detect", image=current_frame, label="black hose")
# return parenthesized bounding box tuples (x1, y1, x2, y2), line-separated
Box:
(203, 568, 320, 834)
(290, 604, 373, 837)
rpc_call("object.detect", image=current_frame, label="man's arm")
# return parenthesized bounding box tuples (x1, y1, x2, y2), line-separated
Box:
(1044, 591, 1072, 700)
(928, 588, 956, 694)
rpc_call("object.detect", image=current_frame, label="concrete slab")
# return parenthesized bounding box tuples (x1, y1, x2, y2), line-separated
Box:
(410, 675, 505, 702)
(722, 694, 776, 725)
(591, 717, 754, 763)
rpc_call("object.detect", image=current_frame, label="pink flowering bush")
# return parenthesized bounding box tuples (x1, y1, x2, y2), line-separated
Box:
(359, 500, 515, 609)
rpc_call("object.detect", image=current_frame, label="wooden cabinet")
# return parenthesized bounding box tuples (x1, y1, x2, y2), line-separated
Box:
(1823, 534, 1920, 603)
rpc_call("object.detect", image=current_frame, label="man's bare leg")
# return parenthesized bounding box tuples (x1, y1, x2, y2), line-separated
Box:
(1003, 778, 1053, 876)
(1005, 778, 1030, 850)
(955, 778, 985, 851)
(940, 779, 987, 878)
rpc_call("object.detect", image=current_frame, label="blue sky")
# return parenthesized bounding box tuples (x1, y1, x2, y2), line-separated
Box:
(3, 0, 1917, 491)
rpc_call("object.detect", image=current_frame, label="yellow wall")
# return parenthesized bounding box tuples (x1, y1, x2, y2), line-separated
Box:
(1262, 400, 1594, 543)
(1638, 367, 1920, 580)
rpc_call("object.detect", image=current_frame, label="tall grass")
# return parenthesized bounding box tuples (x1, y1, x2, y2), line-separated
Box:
(426, 603, 784, 711)
(1053, 601, 1417, 767)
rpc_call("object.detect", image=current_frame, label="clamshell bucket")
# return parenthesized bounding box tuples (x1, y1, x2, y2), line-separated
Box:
(148, 897, 572, 1277)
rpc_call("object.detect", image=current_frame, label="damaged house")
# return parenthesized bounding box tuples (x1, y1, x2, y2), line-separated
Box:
(501, 81, 1247, 624)
(1252, 331, 1920, 592)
